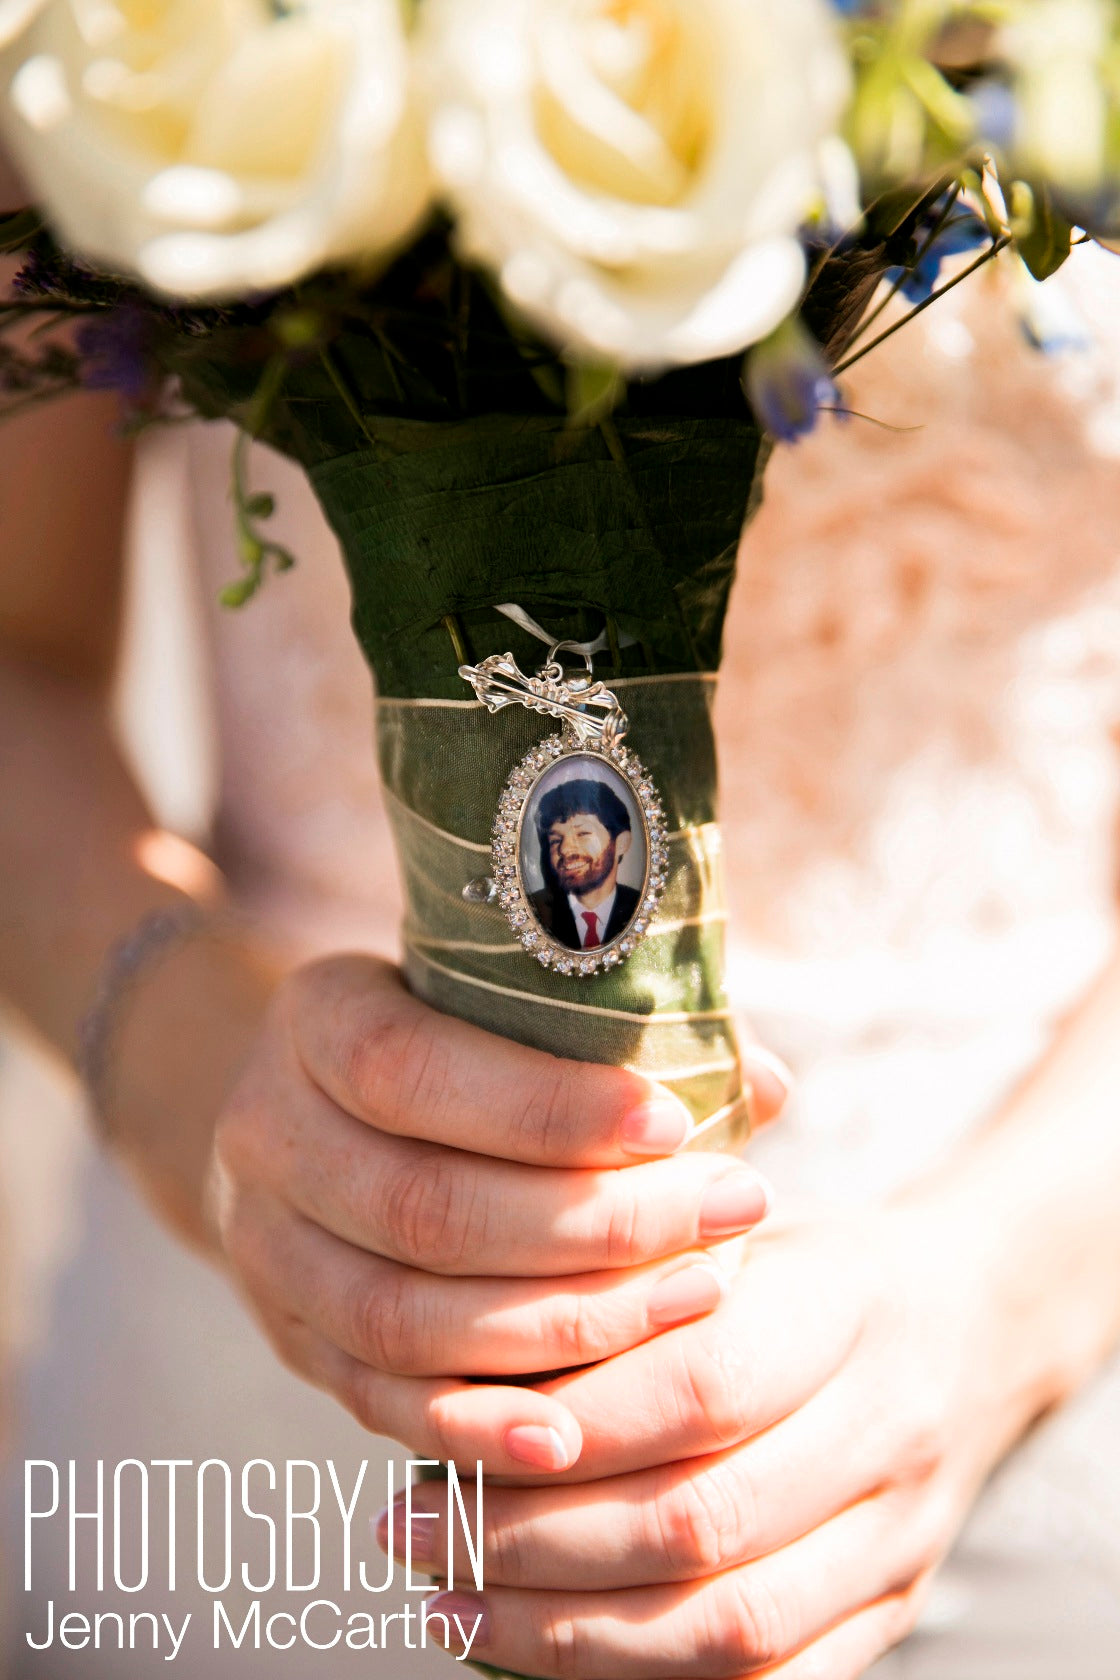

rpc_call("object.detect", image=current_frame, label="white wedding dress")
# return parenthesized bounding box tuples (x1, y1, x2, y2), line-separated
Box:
(3, 259, 1120, 1676)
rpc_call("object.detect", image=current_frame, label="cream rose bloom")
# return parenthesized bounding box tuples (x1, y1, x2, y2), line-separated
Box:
(0, 1, 47, 51)
(0, 0, 431, 300)
(420, 0, 851, 372)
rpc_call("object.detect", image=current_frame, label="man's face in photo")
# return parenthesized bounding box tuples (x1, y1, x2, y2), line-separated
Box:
(547, 810, 631, 900)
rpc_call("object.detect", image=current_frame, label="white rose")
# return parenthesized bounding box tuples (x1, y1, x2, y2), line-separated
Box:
(420, 0, 851, 372)
(0, 1, 46, 51)
(0, 0, 432, 300)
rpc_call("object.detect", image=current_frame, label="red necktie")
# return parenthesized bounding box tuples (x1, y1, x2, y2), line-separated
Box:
(581, 911, 601, 947)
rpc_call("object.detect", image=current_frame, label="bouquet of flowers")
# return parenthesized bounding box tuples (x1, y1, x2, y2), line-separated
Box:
(0, 0, 1116, 1158)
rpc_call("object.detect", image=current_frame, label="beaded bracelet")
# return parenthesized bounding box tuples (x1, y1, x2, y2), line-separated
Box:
(74, 902, 214, 1136)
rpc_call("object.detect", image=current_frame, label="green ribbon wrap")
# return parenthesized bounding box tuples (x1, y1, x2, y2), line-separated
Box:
(300, 412, 769, 1147)
(305, 417, 763, 1680)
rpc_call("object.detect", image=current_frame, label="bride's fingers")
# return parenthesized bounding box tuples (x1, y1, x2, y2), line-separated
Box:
(289, 954, 694, 1169)
(418, 1489, 935, 1678)
(531, 1261, 858, 1481)
(376, 1381, 881, 1590)
(263, 1314, 585, 1477)
(289, 956, 791, 1170)
(241, 1193, 729, 1377)
(739, 1038, 794, 1132)
(742, 1579, 931, 1680)
(252, 1089, 771, 1278)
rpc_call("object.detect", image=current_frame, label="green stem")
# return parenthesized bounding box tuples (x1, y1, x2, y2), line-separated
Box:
(244, 352, 288, 437)
(319, 345, 381, 453)
(832, 235, 1010, 377)
(373, 328, 408, 405)
(847, 180, 964, 349)
(442, 613, 470, 668)
(800, 169, 953, 313)
(597, 415, 627, 468)
(220, 358, 297, 606)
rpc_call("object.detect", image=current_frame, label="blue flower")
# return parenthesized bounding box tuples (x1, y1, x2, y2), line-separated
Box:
(743, 318, 840, 444)
(886, 199, 990, 303)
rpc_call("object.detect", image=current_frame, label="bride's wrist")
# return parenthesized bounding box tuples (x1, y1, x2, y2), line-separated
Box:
(890, 1124, 1119, 1451)
(87, 907, 285, 1252)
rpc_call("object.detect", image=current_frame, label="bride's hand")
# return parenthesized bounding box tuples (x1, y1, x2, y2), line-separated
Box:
(208, 952, 786, 1478)
(385, 1198, 1047, 1679)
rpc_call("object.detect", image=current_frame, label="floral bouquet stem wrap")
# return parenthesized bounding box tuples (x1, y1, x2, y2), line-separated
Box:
(168, 234, 879, 1149)
(287, 398, 768, 1680)
(307, 408, 768, 1147)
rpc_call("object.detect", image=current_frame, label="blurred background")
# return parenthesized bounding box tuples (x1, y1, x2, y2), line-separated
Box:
(4, 246, 1120, 1675)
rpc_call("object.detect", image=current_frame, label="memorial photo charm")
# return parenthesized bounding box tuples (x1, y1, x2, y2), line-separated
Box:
(459, 649, 669, 976)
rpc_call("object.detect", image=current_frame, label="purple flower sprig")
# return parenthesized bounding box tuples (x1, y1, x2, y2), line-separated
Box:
(5, 231, 268, 425)
(11, 242, 126, 309)
(742, 317, 841, 443)
(74, 305, 159, 403)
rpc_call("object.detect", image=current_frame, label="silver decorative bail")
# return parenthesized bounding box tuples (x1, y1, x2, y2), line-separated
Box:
(458, 644, 629, 749)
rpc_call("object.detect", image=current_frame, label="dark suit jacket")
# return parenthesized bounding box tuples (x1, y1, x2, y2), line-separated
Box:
(529, 882, 641, 952)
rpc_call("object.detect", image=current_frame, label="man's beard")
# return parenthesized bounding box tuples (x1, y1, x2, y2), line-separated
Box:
(554, 839, 617, 897)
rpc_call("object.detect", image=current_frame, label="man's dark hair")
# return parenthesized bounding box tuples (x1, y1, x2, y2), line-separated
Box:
(536, 777, 631, 889)
(536, 777, 632, 845)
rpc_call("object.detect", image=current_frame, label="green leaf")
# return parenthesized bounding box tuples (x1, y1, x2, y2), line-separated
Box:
(237, 533, 264, 568)
(1015, 181, 1073, 281)
(244, 491, 276, 519)
(307, 412, 766, 698)
(218, 577, 261, 609)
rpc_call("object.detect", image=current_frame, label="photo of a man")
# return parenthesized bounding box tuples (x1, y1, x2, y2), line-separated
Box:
(528, 774, 644, 951)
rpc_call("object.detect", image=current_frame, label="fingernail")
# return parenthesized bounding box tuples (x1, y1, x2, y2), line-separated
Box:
(504, 1424, 573, 1470)
(698, 1171, 771, 1240)
(745, 1046, 795, 1112)
(647, 1262, 728, 1327)
(373, 1498, 436, 1561)
(426, 1591, 490, 1650)
(620, 1097, 691, 1156)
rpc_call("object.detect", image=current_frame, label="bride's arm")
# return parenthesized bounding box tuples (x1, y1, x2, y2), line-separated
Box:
(0, 148, 279, 1236)
(896, 942, 1120, 1416)
(0, 386, 281, 1240)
